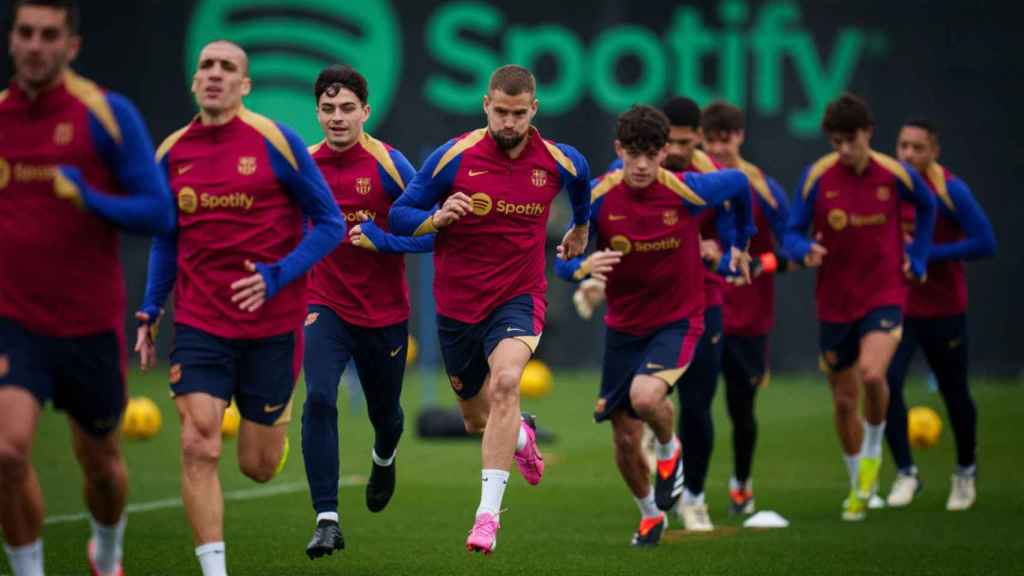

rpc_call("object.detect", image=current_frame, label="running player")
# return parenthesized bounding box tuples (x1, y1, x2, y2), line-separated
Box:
(389, 65, 590, 554)
(784, 93, 936, 521)
(134, 41, 344, 575)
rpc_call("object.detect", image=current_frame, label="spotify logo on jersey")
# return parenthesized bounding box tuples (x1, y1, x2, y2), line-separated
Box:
(187, 0, 401, 143)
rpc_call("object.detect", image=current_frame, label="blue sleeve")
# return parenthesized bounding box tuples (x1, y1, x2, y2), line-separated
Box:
(59, 92, 175, 236)
(764, 177, 792, 245)
(381, 148, 417, 201)
(783, 166, 816, 261)
(262, 125, 345, 300)
(607, 158, 623, 172)
(554, 195, 602, 283)
(929, 177, 997, 262)
(357, 220, 435, 254)
(556, 143, 592, 226)
(139, 156, 179, 320)
(897, 164, 936, 278)
(389, 139, 460, 236)
(682, 169, 754, 247)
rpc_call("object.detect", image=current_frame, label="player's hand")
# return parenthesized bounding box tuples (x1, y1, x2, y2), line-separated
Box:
(903, 254, 927, 283)
(431, 192, 472, 229)
(583, 249, 621, 282)
(803, 242, 827, 268)
(349, 212, 378, 251)
(572, 277, 607, 320)
(560, 224, 589, 259)
(700, 239, 723, 268)
(231, 260, 268, 312)
(727, 247, 753, 286)
(133, 310, 160, 371)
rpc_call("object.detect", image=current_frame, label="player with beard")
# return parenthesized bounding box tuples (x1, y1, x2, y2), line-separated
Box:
(389, 65, 591, 554)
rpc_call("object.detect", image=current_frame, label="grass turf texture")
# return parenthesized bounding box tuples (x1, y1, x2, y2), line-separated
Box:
(30, 371, 1024, 575)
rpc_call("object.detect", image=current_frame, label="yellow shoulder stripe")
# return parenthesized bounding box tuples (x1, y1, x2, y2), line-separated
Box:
(738, 159, 777, 210)
(307, 140, 325, 155)
(690, 149, 717, 174)
(239, 108, 298, 170)
(155, 124, 191, 162)
(64, 72, 121, 144)
(802, 152, 839, 198)
(926, 162, 955, 211)
(361, 133, 405, 190)
(591, 170, 623, 201)
(658, 168, 705, 206)
(543, 140, 578, 178)
(869, 151, 912, 191)
(433, 128, 487, 178)
(0, 90, 8, 105)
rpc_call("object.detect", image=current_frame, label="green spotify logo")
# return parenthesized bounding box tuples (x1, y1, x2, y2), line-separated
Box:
(187, 0, 401, 143)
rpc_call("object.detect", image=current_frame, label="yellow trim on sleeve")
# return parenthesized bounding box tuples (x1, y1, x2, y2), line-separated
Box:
(926, 162, 955, 211)
(590, 170, 623, 202)
(360, 133, 406, 189)
(542, 140, 578, 178)
(53, 170, 84, 209)
(432, 128, 487, 178)
(239, 108, 298, 170)
(690, 149, 717, 174)
(738, 159, 777, 210)
(155, 124, 191, 162)
(802, 152, 840, 199)
(307, 140, 325, 155)
(413, 216, 438, 237)
(657, 168, 706, 207)
(869, 151, 913, 191)
(64, 72, 121, 144)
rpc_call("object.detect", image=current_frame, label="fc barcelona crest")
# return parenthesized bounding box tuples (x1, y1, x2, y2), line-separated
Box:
(237, 156, 257, 176)
(531, 169, 547, 187)
(876, 186, 891, 201)
(662, 209, 679, 226)
(53, 122, 74, 146)
(355, 177, 372, 195)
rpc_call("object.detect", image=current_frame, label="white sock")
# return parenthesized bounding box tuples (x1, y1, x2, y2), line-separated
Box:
(515, 422, 528, 452)
(3, 539, 44, 576)
(372, 448, 396, 467)
(844, 453, 860, 491)
(316, 512, 338, 524)
(654, 436, 677, 461)
(682, 488, 704, 505)
(196, 542, 227, 576)
(861, 421, 886, 459)
(634, 490, 660, 518)
(90, 514, 126, 575)
(476, 469, 509, 516)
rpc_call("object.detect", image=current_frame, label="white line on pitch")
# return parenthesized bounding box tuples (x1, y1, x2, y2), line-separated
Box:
(44, 475, 366, 526)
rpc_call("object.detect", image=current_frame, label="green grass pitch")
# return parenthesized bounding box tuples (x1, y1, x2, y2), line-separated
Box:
(29, 370, 1024, 575)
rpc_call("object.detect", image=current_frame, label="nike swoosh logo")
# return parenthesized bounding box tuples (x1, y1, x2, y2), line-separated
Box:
(506, 326, 525, 333)
(177, 164, 194, 175)
(711, 334, 722, 344)
(468, 169, 488, 177)
(390, 346, 403, 357)
(263, 403, 285, 413)
(608, 214, 627, 221)
(646, 363, 664, 370)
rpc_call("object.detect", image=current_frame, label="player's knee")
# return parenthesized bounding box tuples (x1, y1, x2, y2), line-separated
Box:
(612, 428, 640, 455)
(488, 367, 521, 403)
(305, 386, 338, 412)
(857, 362, 886, 388)
(180, 424, 221, 468)
(832, 394, 858, 418)
(239, 454, 276, 484)
(0, 439, 31, 481)
(463, 413, 488, 434)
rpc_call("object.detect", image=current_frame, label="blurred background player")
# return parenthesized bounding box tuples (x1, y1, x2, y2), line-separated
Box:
(133, 41, 344, 576)
(556, 105, 752, 547)
(389, 65, 591, 554)
(784, 93, 936, 521)
(701, 101, 791, 516)
(301, 64, 432, 559)
(883, 119, 995, 510)
(0, 2, 175, 575)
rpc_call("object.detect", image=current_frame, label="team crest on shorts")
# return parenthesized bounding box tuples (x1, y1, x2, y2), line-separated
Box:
(662, 209, 679, 226)
(594, 397, 607, 414)
(531, 169, 547, 187)
(169, 363, 183, 384)
(237, 156, 257, 176)
(53, 122, 74, 146)
(0, 354, 9, 379)
(355, 177, 372, 195)
(876, 186, 891, 201)
(823, 351, 838, 367)
(305, 312, 320, 326)
(449, 375, 464, 392)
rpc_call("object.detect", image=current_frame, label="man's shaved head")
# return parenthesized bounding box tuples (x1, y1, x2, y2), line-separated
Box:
(200, 40, 248, 75)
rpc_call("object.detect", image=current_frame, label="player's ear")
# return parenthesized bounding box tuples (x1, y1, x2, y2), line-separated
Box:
(67, 34, 81, 63)
(363, 103, 371, 124)
(736, 130, 746, 147)
(614, 140, 624, 159)
(482, 94, 491, 115)
(240, 76, 252, 97)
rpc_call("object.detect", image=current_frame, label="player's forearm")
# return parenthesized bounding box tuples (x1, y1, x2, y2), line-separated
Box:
(554, 255, 588, 282)
(389, 202, 438, 237)
(906, 196, 936, 269)
(360, 221, 435, 253)
(141, 232, 178, 316)
(929, 235, 996, 262)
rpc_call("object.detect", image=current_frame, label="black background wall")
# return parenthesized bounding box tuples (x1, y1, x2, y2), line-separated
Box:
(3, 0, 1020, 375)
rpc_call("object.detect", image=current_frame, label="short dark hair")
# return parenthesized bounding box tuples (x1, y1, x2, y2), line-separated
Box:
(903, 117, 940, 143)
(660, 97, 701, 130)
(821, 92, 874, 134)
(488, 65, 536, 96)
(617, 105, 670, 154)
(12, 0, 78, 33)
(314, 64, 369, 105)
(701, 100, 745, 134)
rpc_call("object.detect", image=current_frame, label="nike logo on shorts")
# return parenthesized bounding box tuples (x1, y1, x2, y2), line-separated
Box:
(264, 403, 285, 413)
